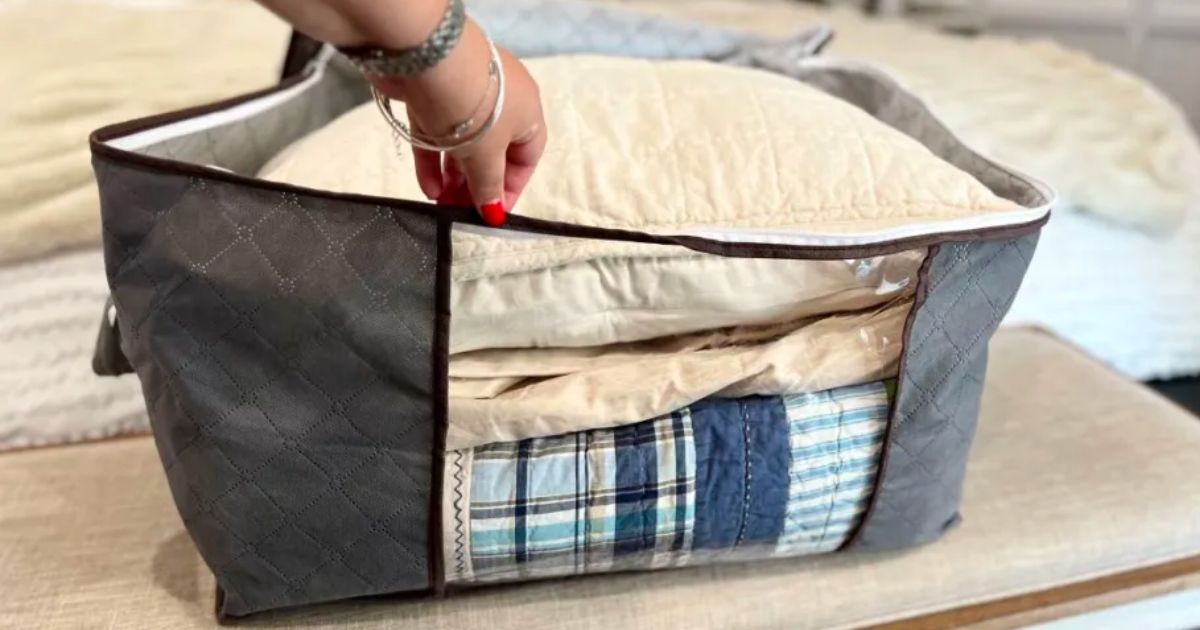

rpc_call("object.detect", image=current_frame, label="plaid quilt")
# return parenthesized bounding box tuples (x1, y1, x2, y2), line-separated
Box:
(446, 381, 890, 584)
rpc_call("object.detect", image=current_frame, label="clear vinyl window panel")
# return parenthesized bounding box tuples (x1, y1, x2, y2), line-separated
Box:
(443, 230, 926, 584)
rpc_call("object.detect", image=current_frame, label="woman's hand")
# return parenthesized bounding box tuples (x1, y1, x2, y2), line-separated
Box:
(376, 23, 546, 226)
(254, 0, 546, 225)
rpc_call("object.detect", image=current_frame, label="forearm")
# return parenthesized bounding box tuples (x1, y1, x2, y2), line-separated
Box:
(255, 0, 487, 116)
(253, 0, 447, 49)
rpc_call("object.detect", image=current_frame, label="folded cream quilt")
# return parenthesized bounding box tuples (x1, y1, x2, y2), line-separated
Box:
(446, 303, 908, 449)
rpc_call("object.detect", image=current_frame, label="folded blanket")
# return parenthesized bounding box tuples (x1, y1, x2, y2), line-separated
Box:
(447, 302, 908, 449)
(0, 248, 147, 452)
(0, 0, 290, 264)
(451, 248, 924, 353)
(445, 380, 891, 583)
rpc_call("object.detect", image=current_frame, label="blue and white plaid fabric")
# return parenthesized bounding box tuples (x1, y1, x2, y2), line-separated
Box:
(459, 414, 695, 582)
(447, 381, 890, 584)
(777, 382, 891, 555)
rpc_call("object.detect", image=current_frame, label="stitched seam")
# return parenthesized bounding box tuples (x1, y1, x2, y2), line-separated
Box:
(734, 400, 752, 548)
(452, 451, 467, 580)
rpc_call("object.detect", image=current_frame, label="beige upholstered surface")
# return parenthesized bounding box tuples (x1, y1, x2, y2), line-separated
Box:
(3, 328, 1200, 629)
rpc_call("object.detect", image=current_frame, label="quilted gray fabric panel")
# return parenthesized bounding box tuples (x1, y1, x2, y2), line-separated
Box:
(849, 234, 1040, 551)
(139, 57, 369, 176)
(94, 158, 439, 616)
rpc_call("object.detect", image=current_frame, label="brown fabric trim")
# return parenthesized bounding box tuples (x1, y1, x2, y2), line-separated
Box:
(280, 31, 324, 81)
(427, 217, 452, 597)
(838, 244, 939, 551)
(500, 213, 1048, 261)
(214, 584, 228, 623)
(92, 141, 1048, 263)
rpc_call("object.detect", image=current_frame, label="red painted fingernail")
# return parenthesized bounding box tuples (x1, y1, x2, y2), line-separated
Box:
(480, 200, 507, 227)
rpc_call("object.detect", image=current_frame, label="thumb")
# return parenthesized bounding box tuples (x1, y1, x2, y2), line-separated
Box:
(457, 151, 508, 227)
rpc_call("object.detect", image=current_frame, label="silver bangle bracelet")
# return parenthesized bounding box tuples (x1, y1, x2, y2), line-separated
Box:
(372, 35, 506, 153)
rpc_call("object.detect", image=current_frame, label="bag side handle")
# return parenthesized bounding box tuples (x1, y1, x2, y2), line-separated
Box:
(93, 297, 134, 377)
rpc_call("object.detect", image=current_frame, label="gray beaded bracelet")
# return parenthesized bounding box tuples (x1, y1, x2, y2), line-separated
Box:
(337, 0, 465, 77)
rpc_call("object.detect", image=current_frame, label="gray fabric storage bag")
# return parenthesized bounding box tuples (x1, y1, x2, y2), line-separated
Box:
(89, 25, 1051, 617)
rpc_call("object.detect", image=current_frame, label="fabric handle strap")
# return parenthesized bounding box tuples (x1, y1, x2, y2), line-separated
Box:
(93, 297, 133, 377)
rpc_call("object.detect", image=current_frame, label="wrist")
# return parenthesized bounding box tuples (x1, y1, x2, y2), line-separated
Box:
(372, 20, 492, 122)
(341, 0, 448, 50)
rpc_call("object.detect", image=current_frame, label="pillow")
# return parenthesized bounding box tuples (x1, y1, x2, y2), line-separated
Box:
(261, 56, 1018, 248)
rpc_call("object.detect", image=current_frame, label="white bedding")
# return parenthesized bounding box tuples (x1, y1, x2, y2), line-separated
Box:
(1006, 204, 1200, 380)
(0, 250, 147, 451)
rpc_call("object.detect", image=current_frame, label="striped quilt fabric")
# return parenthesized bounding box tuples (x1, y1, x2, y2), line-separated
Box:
(445, 381, 891, 584)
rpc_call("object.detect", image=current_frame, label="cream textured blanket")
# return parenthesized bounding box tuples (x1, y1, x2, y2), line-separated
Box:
(445, 302, 909, 448)
(0, 0, 289, 264)
(609, 0, 1200, 234)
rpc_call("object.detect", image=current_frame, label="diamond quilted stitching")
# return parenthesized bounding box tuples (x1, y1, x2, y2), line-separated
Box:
(255, 524, 338, 581)
(162, 185, 240, 265)
(852, 234, 1039, 551)
(187, 510, 252, 570)
(97, 158, 437, 614)
(252, 208, 325, 287)
(212, 483, 289, 540)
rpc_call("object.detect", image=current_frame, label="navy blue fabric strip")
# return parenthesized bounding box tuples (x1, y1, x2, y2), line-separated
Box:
(613, 421, 658, 558)
(691, 398, 746, 550)
(692, 397, 790, 550)
(514, 439, 532, 564)
(740, 396, 790, 545)
(671, 413, 689, 552)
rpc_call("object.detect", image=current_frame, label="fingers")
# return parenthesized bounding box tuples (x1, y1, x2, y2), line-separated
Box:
(457, 148, 508, 226)
(412, 148, 444, 201)
(405, 117, 444, 200)
(504, 124, 547, 208)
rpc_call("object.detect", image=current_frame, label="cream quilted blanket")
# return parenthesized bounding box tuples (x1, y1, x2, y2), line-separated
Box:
(610, 0, 1200, 234)
(0, 0, 289, 264)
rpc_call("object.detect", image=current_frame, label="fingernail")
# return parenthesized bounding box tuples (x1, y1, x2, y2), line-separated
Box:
(479, 200, 507, 227)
